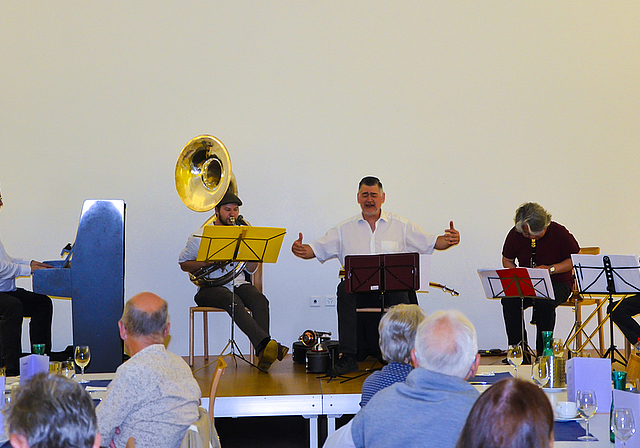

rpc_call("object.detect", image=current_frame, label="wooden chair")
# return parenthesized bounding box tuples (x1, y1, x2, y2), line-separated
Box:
(188, 264, 262, 366)
(561, 246, 605, 355)
(126, 437, 136, 448)
(208, 356, 227, 424)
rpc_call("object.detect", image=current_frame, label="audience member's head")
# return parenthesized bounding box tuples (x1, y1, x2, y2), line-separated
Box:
(4, 373, 101, 448)
(379, 304, 426, 364)
(119, 292, 170, 355)
(456, 378, 554, 448)
(412, 310, 479, 379)
(514, 202, 552, 236)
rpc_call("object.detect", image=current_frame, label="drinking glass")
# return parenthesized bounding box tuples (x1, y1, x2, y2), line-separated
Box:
(507, 345, 524, 378)
(552, 338, 564, 356)
(612, 408, 636, 447)
(74, 345, 91, 383)
(577, 389, 598, 441)
(61, 359, 76, 379)
(531, 357, 550, 388)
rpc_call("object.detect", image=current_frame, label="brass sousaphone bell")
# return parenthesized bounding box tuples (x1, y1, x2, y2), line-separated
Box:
(175, 135, 245, 286)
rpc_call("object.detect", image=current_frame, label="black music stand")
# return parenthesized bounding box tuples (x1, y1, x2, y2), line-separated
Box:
(336, 253, 419, 381)
(478, 267, 554, 359)
(572, 254, 640, 365)
(196, 225, 286, 372)
(345, 252, 420, 307)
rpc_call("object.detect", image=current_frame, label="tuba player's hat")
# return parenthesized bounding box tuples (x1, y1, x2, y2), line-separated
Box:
(218, 190, 242, 207)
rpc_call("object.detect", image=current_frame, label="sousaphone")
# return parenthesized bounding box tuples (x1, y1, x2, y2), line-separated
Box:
(175, 135, 245, 286)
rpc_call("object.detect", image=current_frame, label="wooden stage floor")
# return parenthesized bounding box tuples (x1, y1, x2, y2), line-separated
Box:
(187, 353, 383, 448)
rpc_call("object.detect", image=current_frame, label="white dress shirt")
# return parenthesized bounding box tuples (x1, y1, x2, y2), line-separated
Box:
(309, 210, 437, 266)
(0, 238, 31, 292)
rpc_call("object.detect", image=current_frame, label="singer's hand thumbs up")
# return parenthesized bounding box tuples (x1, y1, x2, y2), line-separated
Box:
(297, 232, 304, 243)
(445, 221, 460, 246)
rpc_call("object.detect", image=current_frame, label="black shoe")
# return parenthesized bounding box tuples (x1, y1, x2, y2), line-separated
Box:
(276, 343, 289, 361)
(328, 354, 358, 376)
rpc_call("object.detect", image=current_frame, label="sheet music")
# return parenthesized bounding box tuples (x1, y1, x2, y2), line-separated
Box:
(572, 254, 640, 295)
(477, 267, 554, 300)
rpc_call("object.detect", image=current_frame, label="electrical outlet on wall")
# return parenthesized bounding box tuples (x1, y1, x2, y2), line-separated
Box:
(310, 296, 321, 307)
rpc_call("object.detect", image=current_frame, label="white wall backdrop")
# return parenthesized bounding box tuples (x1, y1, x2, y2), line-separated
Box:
(1, 1, 639, 358)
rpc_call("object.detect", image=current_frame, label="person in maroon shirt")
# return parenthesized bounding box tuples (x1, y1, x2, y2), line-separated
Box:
(501, 202, 580, 357)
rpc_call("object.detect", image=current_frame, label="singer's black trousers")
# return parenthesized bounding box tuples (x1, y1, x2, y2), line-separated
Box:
(501, 281, 571, 355)
(336, 280, 417, 359)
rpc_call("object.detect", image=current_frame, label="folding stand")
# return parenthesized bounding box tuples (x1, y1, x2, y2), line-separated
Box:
(332, 253, 420, 381)
(478, 267, 555, 360)
(195, 225, 286, 372)
(572, 253, 640, 365)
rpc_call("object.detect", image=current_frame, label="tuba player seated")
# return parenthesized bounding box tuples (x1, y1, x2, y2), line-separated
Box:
(179, 190, 287, 370)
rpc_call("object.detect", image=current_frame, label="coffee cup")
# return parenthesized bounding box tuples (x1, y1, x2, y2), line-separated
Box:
(556, 401, 578, 418)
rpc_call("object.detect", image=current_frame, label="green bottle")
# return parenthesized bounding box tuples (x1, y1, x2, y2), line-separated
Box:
(541, 331, 554, 386)
(611, 370, 627, 442)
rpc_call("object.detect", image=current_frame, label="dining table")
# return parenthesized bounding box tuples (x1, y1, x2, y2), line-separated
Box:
(473, 365, 613, 447)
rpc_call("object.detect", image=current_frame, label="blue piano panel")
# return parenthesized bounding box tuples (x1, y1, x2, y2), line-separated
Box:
(33, 199, 125, 373)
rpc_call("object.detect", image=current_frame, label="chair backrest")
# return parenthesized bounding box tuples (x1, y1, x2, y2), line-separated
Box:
(579, 247, 600, 256)
(179, 407, 221, 448)
(126, 437, 136, 448)
(208, 357, 227, 421)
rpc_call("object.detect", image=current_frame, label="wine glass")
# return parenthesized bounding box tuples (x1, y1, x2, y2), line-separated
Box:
(531, 357, 550, 388)
(74, 345, 91, 383)
(507, 345, 524, 378)
(576, 389, 598, 441)
(612, 408, 636, 447)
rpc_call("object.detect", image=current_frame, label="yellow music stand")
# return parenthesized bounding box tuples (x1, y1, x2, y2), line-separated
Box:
(196, 226, 286, 263)
(195, 225, 286, 371)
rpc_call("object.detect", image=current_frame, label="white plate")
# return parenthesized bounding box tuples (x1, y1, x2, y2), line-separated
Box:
(555, 415, 581, 422)
(544, 386, 567, 393)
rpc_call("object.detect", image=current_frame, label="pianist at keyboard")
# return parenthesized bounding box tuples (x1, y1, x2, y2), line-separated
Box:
(0, 191, 54, 376)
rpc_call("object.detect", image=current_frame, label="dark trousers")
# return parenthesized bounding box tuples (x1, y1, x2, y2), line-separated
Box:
(501, 281, 571, 355)
(0, 288, 53, 374)
(609, 293, 640, 345)
(195, 283, 270, 353)
(337, 280, 417, 357)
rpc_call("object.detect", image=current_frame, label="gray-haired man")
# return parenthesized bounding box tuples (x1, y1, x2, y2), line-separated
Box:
(97, 292, 201, 448)
(349, 310, 480, 448)
(4, 372, 101, 448)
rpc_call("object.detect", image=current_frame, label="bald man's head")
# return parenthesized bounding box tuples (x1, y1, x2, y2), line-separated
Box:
(121, 292, 169, 338)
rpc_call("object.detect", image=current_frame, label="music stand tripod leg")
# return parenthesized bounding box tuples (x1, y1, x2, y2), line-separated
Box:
(227, 261, 269, 372)
(603, 294, 627, 366)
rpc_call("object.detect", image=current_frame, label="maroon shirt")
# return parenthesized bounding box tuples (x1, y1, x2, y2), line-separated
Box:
(502, 221, 580, 288)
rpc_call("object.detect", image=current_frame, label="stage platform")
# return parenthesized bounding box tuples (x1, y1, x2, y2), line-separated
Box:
(188, 353, 509, 448)
(189, 353, 377, 448)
